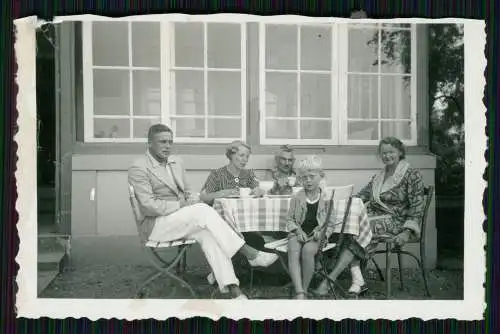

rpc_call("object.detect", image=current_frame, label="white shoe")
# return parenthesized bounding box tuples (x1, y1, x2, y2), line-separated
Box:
(347, 281, 368, 295)
(248, 251, 279, 267)
(207, 272, 216, 285)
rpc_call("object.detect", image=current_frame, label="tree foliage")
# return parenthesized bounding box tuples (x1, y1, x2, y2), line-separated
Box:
(372, 24, 464, 196)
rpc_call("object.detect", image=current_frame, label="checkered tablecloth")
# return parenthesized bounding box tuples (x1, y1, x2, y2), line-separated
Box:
(213, 197, 372, 247)
(213, 197, 291, 234)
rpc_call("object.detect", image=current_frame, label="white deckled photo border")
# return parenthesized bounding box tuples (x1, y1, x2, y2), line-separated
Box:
(14, 14, 486, 320)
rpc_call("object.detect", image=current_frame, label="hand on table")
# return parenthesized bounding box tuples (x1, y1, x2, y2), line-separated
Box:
(218, 188, 239, 198)
(252, 187, 265, 197)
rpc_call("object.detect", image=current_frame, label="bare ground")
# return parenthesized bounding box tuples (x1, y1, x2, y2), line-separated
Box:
(39, 260, 463, 300)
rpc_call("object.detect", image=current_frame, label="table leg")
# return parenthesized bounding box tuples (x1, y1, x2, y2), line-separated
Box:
(386, 243, 392, 299)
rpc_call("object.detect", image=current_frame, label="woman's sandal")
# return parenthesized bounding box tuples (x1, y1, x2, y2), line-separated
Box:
(346, 284, 369, 298)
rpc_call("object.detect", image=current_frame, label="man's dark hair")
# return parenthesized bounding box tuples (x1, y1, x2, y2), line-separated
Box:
(147, 124, 173, 142)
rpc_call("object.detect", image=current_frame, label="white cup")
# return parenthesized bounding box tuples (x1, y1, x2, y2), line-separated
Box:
(239, 187, 252, 198)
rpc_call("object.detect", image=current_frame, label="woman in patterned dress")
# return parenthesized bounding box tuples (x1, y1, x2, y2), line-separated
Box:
(345, 136, 426, 296)
(199, 140, 278, 265)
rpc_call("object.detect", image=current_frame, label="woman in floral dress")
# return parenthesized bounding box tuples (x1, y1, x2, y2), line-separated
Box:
(350, 136, 426, 295)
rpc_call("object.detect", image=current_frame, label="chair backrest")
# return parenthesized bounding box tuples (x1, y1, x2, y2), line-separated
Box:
(317, 185, 354, 251)
(324, 184, 354, 201)
(128, 184, 146, 236)
(419, 185, 435, 244)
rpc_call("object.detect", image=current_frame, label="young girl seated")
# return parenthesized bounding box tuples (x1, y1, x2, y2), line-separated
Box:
(286, 155, 334, 299)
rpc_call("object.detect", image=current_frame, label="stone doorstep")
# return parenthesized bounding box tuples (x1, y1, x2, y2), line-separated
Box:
(38, 269, 59, 295)
(38, 251, 66, 271)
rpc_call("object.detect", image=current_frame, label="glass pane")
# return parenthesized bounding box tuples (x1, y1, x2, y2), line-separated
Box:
(132, 22, 160, 67)
(174, 118, 205, 138)
(92, 22, 129, 66)
(381, 76, 411, 119)
(133, 70, 161, 116)
(207, 23, 241, 68)
(266, 120, 297, 139)
(379, 29, 411, 73)
(301, 26, 331, 71)
(266, 73, 298, 117)
(207, 118, 241, 138)
(300, 120, 331, 139)
(93, 69, 129, 116)
(348, 121, 379, 140)
(174, 71, 204, 116)
(174, 22, 204, 68)
(381, 121, 411, 140)
(348, 27, 379, 73)
(94, 119, 130, 139)
(300, 73, 331, 118)
(133, 118, 161, 138)
(348, 74, 378, 119)
(266, 25, 297, 70)
(208, 72, 241, 116)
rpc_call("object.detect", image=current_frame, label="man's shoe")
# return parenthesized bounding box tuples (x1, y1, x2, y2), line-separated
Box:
(248, 251, 279, 267)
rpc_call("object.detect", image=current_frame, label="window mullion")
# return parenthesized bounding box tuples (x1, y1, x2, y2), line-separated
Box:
(259, 23, 266, 144)
(203, 22, 208, 139)
(377, 24, 382, 142)
(240, 23, 247, 141)
(297, 25, 301, 140)
(128, 21, 133, 139)
(331, 23, 338, 145)
(161, 21, 170, 133)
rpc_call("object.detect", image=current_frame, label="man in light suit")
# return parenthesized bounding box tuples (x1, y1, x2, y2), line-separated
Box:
(128, 124, 278, 299)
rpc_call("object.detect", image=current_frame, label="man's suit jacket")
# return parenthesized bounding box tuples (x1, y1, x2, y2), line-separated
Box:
(128, 151, 192, 240)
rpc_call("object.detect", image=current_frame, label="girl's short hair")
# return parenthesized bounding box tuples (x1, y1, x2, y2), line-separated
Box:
(225, 140, 252, 160)
(378, 136, 406, 159)
(296, 155, 325, 177)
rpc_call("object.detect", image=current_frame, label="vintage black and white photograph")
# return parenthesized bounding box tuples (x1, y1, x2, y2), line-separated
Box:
(15, 15, 485, 320)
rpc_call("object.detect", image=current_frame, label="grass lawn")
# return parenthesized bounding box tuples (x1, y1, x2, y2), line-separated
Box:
(40, 259, 463, 300)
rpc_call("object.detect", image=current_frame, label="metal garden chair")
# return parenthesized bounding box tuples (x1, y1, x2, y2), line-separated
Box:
(128, 184, 197, 298)
(368, 185, 434, 298)
(264, 185, 355, 299)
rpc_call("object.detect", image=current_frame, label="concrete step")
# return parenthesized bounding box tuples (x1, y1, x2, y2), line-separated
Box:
(38, 251, 66, 271)
(38, 269, 59, 295)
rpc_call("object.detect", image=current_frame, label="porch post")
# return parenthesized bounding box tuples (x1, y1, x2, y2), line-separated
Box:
(55, 22, 75, 236)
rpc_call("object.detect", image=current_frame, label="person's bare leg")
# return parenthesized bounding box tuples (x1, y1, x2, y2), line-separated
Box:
(301, 240, 319, 293)
(314, 249, 355, 295)
(288, 236, 306, 298)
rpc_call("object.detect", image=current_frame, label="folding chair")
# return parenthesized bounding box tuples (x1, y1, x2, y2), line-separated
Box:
(128, 184, 197, 298)
(263, 185, 355, 299)
(368, 185, 434, 298)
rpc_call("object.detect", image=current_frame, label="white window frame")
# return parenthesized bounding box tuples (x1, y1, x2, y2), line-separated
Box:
(338, 23, 417, 146)
(258, 22, 340, 146)
(82, 19, 247, 143)
(258, 22, 418, 146)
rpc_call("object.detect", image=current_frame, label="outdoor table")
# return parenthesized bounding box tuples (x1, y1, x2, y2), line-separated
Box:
(213, 196, 371, 243)
(213, 196, 372, 296)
